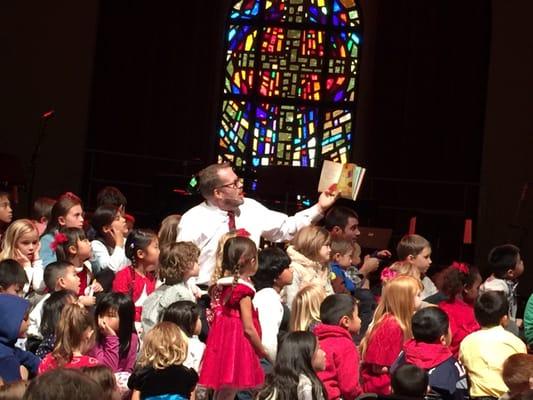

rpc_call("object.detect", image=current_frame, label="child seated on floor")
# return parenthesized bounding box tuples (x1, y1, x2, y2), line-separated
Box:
(314, 294, 362, 400)
(502, 353, 533, 400)
(392, 307, 468, 400)
(460, 291, 527, 399)
(391, 364, 429, 399)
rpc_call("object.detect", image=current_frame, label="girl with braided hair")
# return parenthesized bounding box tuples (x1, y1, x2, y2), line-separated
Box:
(199, 234, 268, 400)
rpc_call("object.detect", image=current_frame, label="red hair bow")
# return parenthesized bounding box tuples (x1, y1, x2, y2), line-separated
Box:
(380, 267, 397, 283)
(451, 261, 469, 274)
(235, 228, 251, 238)
(50, 232, 68, 251)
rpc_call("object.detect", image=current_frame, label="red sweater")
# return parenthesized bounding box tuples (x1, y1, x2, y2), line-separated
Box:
(361, 314, 405, 395)
(112, 266, 156, 321)
(315, 324, 362, 400)
(439, 299, 480, 357)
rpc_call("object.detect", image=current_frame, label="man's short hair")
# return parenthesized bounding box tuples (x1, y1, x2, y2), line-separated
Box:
(392, 364, 428, 398)
(488, 244, 520, 279)
(198, 163, 231, 199)
(412, 307, 449, 343)
(474, 291, 509, 327)
(323, 206, 359, 232)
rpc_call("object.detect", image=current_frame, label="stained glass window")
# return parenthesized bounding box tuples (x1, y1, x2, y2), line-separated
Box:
(218, 0, 361, 170)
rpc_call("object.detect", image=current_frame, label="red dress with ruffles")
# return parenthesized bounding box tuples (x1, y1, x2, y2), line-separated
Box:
(361, 314, 405, 395)
(199, 281, 264, 390)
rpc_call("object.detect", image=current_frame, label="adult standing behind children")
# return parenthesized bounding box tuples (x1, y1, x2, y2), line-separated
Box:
(177, 162, 338, 287)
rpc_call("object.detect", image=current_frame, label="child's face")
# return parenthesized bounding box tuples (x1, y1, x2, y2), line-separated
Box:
(410, 246, 432, 274)
(508, 255, 524, 280)
(319, 243, 331, 263)
(275, 266, 293, 288)
(140, 239, 160, 271)
(414, 291, 422, 310)
(111, 213, 127, 235)
(184, 261, 200, 280)
(463, 273, 482, 304)
(0, 196, 13, 224)
(334, 250, 353, 269)
(101, 308, 120, 333)
(60, 205, 84, 229)
(311, 343, 326, 372)
(346, 306, 361, 334)
(18, 314, 29, 338)
(16, 230, 39, 261)
(194, 317, 202, 336)
(59, 265, 81, 293)
(76, 238, 92, 261)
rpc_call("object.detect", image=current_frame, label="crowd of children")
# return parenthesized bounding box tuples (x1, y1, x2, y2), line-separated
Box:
(0, 185, 532, 400)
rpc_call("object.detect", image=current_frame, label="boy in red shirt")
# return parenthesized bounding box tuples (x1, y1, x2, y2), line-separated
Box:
(314, 294, 362, 400)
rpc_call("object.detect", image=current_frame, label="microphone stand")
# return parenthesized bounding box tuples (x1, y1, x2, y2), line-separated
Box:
(27, 110, 55, 215)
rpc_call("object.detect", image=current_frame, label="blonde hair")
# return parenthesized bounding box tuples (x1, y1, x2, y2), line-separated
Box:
(291, 226, 331, 262)
(0, 219, 39, 261)
(159, 242, 200, 285)
(138, 322, 188, 369)
(389, 261, 421, 280)
(158, 214, 182, 248)
(360, 275, 423, 357)
(290, 283, 326, 331)
(52, 302, 95, 367)
(210, 231, 238, 285)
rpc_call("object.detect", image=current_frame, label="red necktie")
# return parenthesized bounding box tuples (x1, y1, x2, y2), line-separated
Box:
(227, 211, 236, 231)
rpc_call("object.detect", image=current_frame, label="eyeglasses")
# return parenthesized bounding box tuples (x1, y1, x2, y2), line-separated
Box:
(216, 178, 244, 190)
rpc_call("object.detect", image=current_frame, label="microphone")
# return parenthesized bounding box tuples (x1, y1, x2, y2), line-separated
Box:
(41, 110, 55, 119)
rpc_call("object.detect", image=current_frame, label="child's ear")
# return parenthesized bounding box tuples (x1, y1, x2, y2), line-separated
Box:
(68, 245, 78, 255)
(57, 276, 66, 289)
(102, 224, 112, 234)
(439, 333, 450, 346)
(58, 216, 66, 226)
(136, 249, 145, 260)
(506, 267, 516, 279)
(528, 376, 533, 390)
(332, 252, 341, 261)
(339, 315, 350, 329)
(39, 216, 48, 224)
(500, 314, 509, 327)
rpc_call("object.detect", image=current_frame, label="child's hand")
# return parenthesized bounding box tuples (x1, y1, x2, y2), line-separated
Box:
(14, 249, 30, 266)
(98, 317, 117, 336)
(79, 295, 96, 307)
(92, 281, 104, 293)
(359, 255, 379, 276)
(376, 249, 391, 258)
(110, 226, 125, 247)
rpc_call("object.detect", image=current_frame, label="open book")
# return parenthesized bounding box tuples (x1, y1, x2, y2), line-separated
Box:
(318, 160, 366, 200)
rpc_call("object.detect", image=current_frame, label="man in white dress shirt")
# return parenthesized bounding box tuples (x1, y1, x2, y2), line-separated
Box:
(177, 162, 338, 287)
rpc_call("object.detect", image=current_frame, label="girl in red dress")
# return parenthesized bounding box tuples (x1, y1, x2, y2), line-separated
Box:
(360, 275, 423, 395)
(38, 302, 100, 373)
(199, 236, 269, 400)
(438, 262, 481, 357)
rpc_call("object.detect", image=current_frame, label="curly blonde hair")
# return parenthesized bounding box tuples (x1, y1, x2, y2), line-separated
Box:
(138, 322, 188, 369)
(290, 283, 326, 331)
(159, 242, 200, 285)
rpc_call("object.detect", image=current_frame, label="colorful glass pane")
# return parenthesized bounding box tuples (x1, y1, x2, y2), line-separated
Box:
(218, 0, 361, 170)
(230, 0, 261, 20)
(259, 28, 324, 99)
(321, 109, 352, 163)
(225, 26, 258, 95)
(326, 32, 359, 101)
(264, 0, 328, 24)
(332, 0, 360, 27)
(218, 100, 252, 167)
(253, 104, 318, 167)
